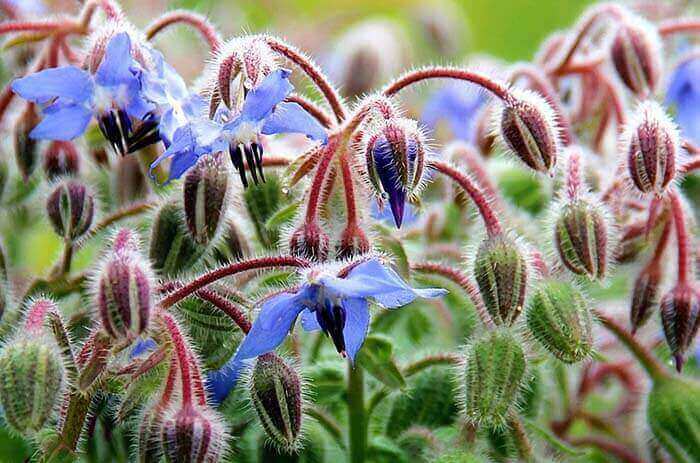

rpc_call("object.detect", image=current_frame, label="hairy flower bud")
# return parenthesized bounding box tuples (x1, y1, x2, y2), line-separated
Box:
(365, 118, 426, 228)
(630, 263, 662, 334)
(624, 101, 679, 195)
(500, 90, 559, 174)
(610, 17, 662, 97)
(213, 219, 251, 265)
(660, 284, 700, 371)
(526, 280, 593, 363)
(647, 377, 700, 461)
(473, 234, 528, 325)
(244, 174, 286, 248)
(14, 104, 40, 180)
(114, 155, 150, 206)
(46, 180, 95, 241)
(183, 153, 232, 245)
(149, 201, 206, 277)
(554, 199, 610, 280)
(42, 141, 80, 180)
(462, 329, 526, 427)
(160, 405, 227, 463)
(336, 225, 371, 260)
(288, 222, 330, 262)
(249, 353, 303, 452)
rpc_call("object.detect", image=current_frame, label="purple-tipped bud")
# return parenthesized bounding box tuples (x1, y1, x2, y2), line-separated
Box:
(500, 91, 559, 174)
(46, 180, 95, 241)
(610, 18, 661, 97)
(249, 353, 304, 452)
(160, 405, 227, 463)
(660, 284, 700, 372)
(630, 263, 662, 334)
(365, 119, 425, 228)
(336, 225, 371, 260)
(183, 153, 231, 245)
(289, 222, 330, 262)
(42, 141, 80, 180)
(95, 237, 154, 341)
(624, 101, 678, 195)
(554, 199, 610, 280)
(112, 228, 140, 255)
(14, 103, 40, 181)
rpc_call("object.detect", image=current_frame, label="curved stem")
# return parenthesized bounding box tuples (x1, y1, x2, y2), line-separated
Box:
(265, 36, 346, 123)
(428, 160, 502, 236)
(339, 151, 359, 228)
(79, 0, 122, 24)
(304, 141, 339, 224)
(669, 188, 691, 284)
(383, 66, 510, 101)
(658, 18, 700, 37)
(145, 10, 221, 52)
(160, 312, 194, 407)
(595, 68, 626, 128)
(158, 256, 310, 310)
(508, 413, 535, 462)
(286, 94, 333, 129)
(306, 405, 346, 450)
(569, 436, 643, 463)
(0, 20, 79, 35)
(77, 200, 156, 249)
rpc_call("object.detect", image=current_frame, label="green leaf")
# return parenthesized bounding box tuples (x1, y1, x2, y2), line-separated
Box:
(356, 335, 405, 390)
(264, 200, 300, 231)
(372, 223, 409, 279)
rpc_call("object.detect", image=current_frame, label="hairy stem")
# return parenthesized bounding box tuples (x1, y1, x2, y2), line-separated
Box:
(145, 10, 221, 52)
(347, 363, 367, 463)
(383, 66, 510, 101)
(669, 188, 691, 284)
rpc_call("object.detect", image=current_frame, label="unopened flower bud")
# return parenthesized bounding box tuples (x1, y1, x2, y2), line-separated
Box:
(336, 225, 371, 260)
(610, 17, 662, 97)
(500, 90, 559, 174)
(462, 329, 526, 427)
(244, 174, 285, 248)
(289, 222, 330, 262)
(95, 235, 154, 340)
(630, 263, 662, 334)
(660, 284, 700, 372)
(42, 141, 80, 180)
(160, 405, 228, 463)
(14, 103, 40, 180)
(46, 180, 95, 241)
(183, 153, 232, 245)
(149, 201, 206, 277)
(647, 377, 700, 461)
(213, 219, 251, 265)
(526, 280, 593, 363)
(554, 199, 610, 280)
(114, 155, 150, 206)
(624, 101, 678, 195)
(365, 118, 426, 228)
(473, 234, 528, 325)
(249, 353, 304, 452)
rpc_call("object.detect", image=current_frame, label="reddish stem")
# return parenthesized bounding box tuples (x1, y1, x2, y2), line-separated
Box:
(286, 94, 333, 129)
(569, 437, 643, 463)
(658, 18, 700, 37)
(79, 0, 122, 25)
(669, 188, 691, 284)
(383, 66, 510, 101)
(145, 10, 221, 52)
(304, 139, 339, 224)
(594, 68, 626, 128)
(339, 151, 359, 228)
(681, 155, 700, 173)
(160, 312, 194, 407)
(158, 355, 179, 409)
(565, 149, 583, 201)
(158, 256, 310, 310)
(24, 298, 56, 334)
(0, 20, 77, 35)
(428, 160, 502, 236)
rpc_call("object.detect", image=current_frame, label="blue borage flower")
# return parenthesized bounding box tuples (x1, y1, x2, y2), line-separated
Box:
(420, 81, 486, 143)
(666, 55, 700, 146)
(11, 32, 153, 155)
(149, 68, 328, 185)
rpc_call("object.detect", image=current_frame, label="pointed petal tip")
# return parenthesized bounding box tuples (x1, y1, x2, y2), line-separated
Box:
(389, 196, 405, 229)
(674, 353, 685, 373)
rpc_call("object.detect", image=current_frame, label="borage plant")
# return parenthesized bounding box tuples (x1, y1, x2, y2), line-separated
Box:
(0, 1, 700, 462)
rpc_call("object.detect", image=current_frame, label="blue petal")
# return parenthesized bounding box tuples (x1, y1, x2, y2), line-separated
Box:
(206, 357, 251, 405)
(420, 82, 485, 142)
(233, 291, 304, 362)
(11, 66, 94, 105)
(30, 103, 92, 140)
(149, 125, 198, 180)
(95, 32, 137, 88)
(239, 68, 293, 123)
(261, 101, 328, 142)
(130, 338, 157, 358)
(342, 298, 370, 362)
(300, 308, 321, 331)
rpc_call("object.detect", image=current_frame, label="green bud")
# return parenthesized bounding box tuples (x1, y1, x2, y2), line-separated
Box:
(462, 329, 526, 427)
(526, 280, 593, 363)
(647, 377, 700, 461)
(473, 234, 528, 325)
(258, 425, 326, 462)
(0, 338, 64, 434)
(243, 174, 286, 248)
(554, 199, 609, 280)
(396, 428, 440, 463)
(149, 201, 206, 277)
(387, 367, 458, 438)
(183, 153, 231, 245)
(46, 180, 95, 241)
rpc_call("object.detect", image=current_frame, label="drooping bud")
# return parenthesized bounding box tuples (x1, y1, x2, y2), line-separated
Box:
(336, 225, 371, 260)
(212, 219, 251, 265)
(526, 280, 593, 363)
(660, 284, 700, 372)
(114, 155, 150, 206)
(623, 101, 679, 195)
(288, 222, 330, 262)
(630, 263, 663, 334)
(647, 377, 700, 461)
(14, 103, 40, 180)
(183, 153, 232, 245)
(462, 329, 526, 427)
(364, 118, 426, 228)
(160, 405, 228, 463)
(610, 17, 662, 97)
(554, 199, 610, 280)
(249, 353, 304, 452)
(42, 141, 80, 180)
(500, 90, 559, 174)
(46, 180, 95, 241)
(473, 234, 528, 325)
(95, 232, 154, 341)
(244, 174, 286, 249)
(149, 201, 207, 277)
(387, 366, 458, 437)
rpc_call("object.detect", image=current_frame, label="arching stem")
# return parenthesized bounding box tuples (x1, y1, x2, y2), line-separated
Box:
(669, 188, 691, 284)
(145, 10, 221, 52)
(383, 66, 511, 101)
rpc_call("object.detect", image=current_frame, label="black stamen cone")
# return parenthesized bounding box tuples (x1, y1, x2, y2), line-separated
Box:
(230, 144, 248, 187)
(252, 142, 265, 182)
(127, 114, 160, 154)
(98, 110, 131, 156)
(245, 145, 259, 185)
(317, 303, 347, 355)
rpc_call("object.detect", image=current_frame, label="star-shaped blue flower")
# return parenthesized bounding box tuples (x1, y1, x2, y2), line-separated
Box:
(149, 68, 328, 185)
(420, 82, 486, 143)
(11, 32, 152, 155)
(666, 56, 700, 146)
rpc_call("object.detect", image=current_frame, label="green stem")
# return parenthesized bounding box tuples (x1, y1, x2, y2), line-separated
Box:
(508, 413, 536, 462)
(347, 363, 366, 463)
